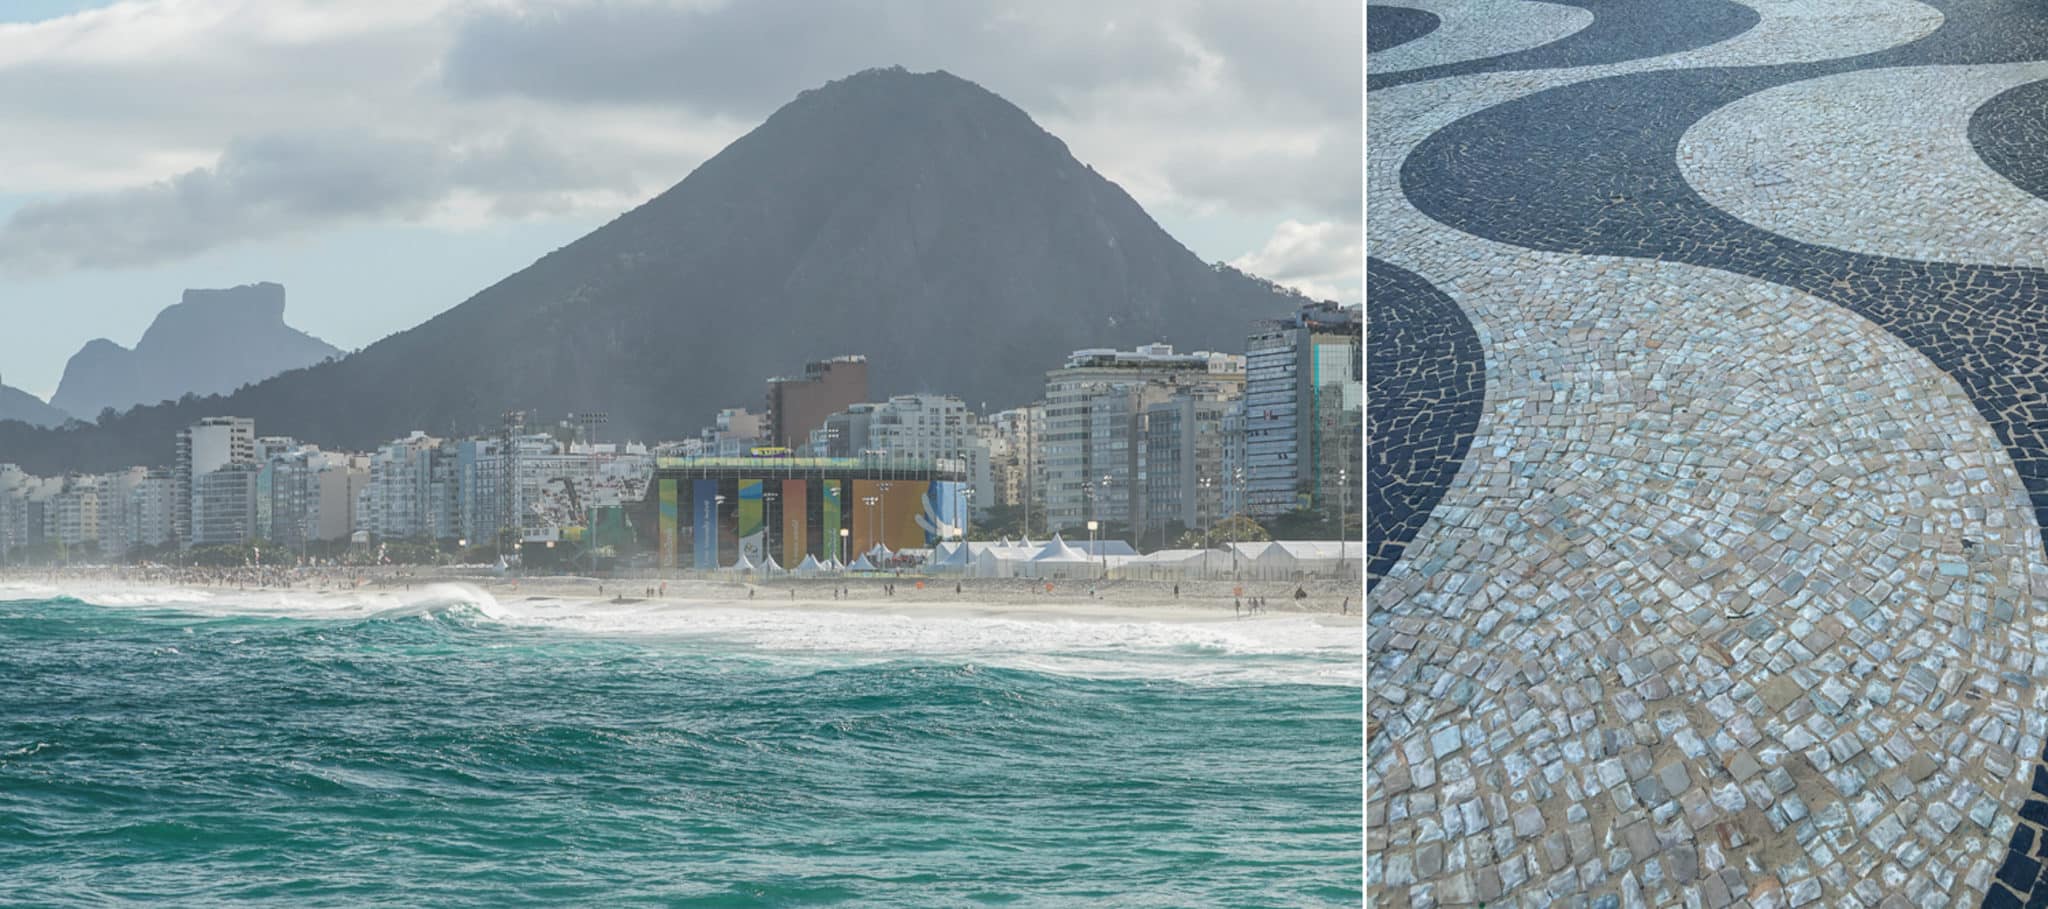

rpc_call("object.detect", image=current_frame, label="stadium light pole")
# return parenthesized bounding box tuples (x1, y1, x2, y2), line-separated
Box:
(877, 481, 893, 556)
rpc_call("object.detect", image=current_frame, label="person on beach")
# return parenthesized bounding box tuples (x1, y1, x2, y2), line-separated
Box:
(1173, 583, 1179, 598)
(1234, 597, 1242, 617)
(1340, 596, 1349, 615)
(749, 588, 755, 600)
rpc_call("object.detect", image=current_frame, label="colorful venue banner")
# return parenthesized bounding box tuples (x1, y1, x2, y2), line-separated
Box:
(737, 480, 764, 565)
(850, 480, 930, 555)
(822, 481, 842, 563)
(782, 479, 807, 567)
(917, 481, 968, 545)
(692, 479, 719, 570)
(657, 480, 677, 571)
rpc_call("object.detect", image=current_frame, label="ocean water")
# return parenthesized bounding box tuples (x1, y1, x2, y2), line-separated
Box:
(0, 584, 1362, 907)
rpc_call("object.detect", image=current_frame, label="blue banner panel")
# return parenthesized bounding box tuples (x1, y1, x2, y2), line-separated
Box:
(693, 479, 719, 570)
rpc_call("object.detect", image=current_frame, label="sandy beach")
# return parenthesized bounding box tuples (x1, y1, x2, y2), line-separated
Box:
(0, 566, 1364, 625)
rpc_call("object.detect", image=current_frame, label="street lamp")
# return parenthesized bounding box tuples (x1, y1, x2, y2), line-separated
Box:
(961, 488, 975, 542)
(861, 496, 879, 560)
(1086, 519, 1102, 580)
(1230, 467, 1245, 579)
(1336, 466, 1349, 576)
(839, 526, 850, 565)
(877, 482, 893, 555)
(763, 488, 781, 566)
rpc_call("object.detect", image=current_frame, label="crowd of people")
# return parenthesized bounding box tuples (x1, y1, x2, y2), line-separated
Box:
(0, 563, 415, 591)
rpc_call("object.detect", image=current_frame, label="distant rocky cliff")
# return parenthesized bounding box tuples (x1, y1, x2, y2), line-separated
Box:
(49, 282, 340, 420)
(0, 377, 68, 428)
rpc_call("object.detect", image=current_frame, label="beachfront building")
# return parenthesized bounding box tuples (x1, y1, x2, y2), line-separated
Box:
(354, 432, 455, 541)
(189, 464, 259, 547)
(1220, 400, 1248, 520)
(176, 416, 256, 548)
(50, 475, 99, 551)
(984, 405, 1043, 518)
(1241, 302, 1361, 519)
(262, 449, 367, 548)
(1040, 345, 1244, 532)
(764, 355, 868, 448)
(126, 468, 175, 552)
(1140, 384, 1239, 542)
(699, 408, 769, 458)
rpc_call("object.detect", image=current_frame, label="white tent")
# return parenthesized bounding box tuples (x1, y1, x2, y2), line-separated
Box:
(930, 541, 974, 574)
(1020, 535, 1036, 549)
(1249, 541, 1360, 580)
(848, 554, 877, 572)
(1120, 548, 1219, 580)
(1070, 539, 1139, 558)
(823, 557, 844, 572)
(1022, 534, 1095, 579)
(794, 554, 826, 576)
(730, 552, 756, 573)
(761, 553, 783, 575)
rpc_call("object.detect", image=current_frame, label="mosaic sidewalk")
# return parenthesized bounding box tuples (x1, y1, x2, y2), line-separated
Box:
(1367, 2, 2048, 905)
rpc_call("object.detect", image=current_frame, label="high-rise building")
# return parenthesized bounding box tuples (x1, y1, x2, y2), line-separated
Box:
(262, 449, 364, 550)
(765, 355, 868, 449)
(356, 432, 447, 540)
(985, 405, 1044, 519)
(810, 403, 878, 457)
(189, 464, 259, 547)
(1220, 400, 1248, 520)
(1141, 384, 1239, 540)
(1242, 303, 1361, 519)
(90, 467, 148, 558)
(50, 475, 100, 549)
(175, 416, 255, 548)
(127, 469, 175, 551)
(1041, 344, 1244, 532)
(701, 408, 769, 457)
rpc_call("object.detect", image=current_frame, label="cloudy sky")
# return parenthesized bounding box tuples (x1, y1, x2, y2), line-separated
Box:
(0, 0, 1362, 400)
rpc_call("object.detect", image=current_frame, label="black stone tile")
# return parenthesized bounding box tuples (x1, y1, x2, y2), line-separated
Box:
(1367, 257, 1484, 590)
(1369, 5, 1441, 53)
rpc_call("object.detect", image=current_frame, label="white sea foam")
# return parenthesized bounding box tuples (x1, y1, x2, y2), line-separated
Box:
(3, 580, 1362, 687)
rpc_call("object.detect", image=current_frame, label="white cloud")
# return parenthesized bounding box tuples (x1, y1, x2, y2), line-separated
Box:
(0, 0, 1360, 277)
(1229, 219, 1361, 303)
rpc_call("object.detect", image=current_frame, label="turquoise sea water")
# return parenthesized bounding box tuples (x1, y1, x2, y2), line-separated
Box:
(0, 588, 1362, 906)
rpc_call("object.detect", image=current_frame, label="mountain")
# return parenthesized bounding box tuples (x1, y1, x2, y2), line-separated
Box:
(49, 282, 341, 421)
(0, 379, 68, 429)
(0, 67, 1311, 475)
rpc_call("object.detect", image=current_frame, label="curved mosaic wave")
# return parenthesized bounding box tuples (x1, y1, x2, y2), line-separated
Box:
(1368, 5, 1442, 54)
(1366, 0, 1758, 90)
(1367, 0, 1592, 78)
(1364, 257, 1483, 590)
(1369, 1, 2048, 905)
(1681, 63, 2048, 268)
(1971, 76, 2048, 206)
